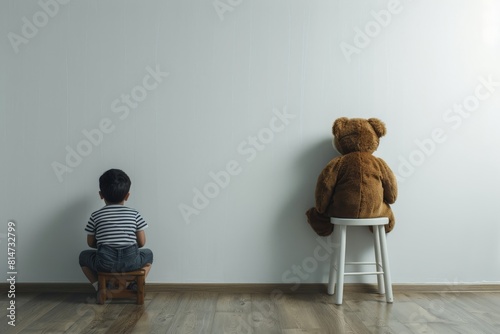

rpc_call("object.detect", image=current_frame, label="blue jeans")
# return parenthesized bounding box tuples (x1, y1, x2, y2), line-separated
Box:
(79, 244, 153, 275)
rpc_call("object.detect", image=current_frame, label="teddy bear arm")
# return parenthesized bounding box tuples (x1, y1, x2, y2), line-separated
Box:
(314, 159, 341, 213)
(380, 159, 398, 204)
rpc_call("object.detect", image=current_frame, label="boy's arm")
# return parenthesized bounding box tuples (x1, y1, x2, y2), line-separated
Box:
(136, 230, 146, 248)
(87, 234, 97, 249)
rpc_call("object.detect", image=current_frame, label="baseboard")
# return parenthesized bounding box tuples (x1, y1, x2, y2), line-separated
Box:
(2, 283, 500, 294)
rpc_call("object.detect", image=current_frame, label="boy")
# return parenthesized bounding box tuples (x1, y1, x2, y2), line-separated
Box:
(79, 169, 153, 292)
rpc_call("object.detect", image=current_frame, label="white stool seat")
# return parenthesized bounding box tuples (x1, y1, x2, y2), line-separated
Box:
(328, 217, 393, 305)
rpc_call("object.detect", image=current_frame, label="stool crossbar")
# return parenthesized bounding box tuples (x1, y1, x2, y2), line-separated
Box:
(97, 270, 146, 305)
(328, 217, 393, 305)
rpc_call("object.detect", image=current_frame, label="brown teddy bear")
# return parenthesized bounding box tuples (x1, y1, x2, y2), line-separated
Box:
(306, 117, 397, 236)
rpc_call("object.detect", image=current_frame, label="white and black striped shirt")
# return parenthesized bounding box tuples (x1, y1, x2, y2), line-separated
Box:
(85, 205, 148, 247)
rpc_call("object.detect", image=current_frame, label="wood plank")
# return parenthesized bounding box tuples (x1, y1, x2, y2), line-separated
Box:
(75, 301, 127, 334)
(275, 294, 323, 331)
(104, 303, 148, 334)
(312, 294, 359, 333)
(343, 293, 394, 328)
(165, 292, 218, 334)
(0, 292, 38, 333)
(410, 292, 473, 325)
(473, 291, 500, 309)
(208, 293, 254, 334)
(211, 312, 253, 334)
(17, 293, 94, 333)
(251, 293, 281, 334)
(216, 293, 251, 313)
(0, 292, 35, 309)
(417, 322, 498, 334)
(365, 322, 413, 334)
(133, 292, 184, 333)
(64, 293, 110, 334)
(317, 294, 371, 334)
(390, 300, 437, 326)
(2, 289, 500, 333)
(281, 329, 323, 333)
(1, 293, 67, 334)
(446, 292, 500, 331)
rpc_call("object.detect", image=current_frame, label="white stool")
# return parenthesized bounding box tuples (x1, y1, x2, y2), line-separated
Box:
(328, 217, 393, 305)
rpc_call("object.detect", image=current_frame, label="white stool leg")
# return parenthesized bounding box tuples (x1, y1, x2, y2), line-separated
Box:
(373, 226, 385, 295)
(334, 225, 347, 305)
(378, 226, 393, 303)
(327, 232, 337, 295)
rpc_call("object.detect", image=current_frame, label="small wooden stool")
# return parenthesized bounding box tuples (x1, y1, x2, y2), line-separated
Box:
(97, 270, 145, 305)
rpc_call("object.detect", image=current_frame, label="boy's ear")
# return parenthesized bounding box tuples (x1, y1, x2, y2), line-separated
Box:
(99, 191, 104, 199)
(124, 192, 130, 201)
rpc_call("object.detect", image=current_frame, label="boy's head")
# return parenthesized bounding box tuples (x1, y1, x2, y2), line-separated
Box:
(99, 169, 131, 204)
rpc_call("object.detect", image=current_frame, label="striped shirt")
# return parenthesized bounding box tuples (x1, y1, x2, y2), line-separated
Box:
(85, 205, 148, 247)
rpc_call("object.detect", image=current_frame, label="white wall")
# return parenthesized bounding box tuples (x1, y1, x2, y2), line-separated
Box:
(1, 0, 499, 284)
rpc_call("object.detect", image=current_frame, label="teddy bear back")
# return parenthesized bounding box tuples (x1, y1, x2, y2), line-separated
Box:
(332, 117, 386, 154)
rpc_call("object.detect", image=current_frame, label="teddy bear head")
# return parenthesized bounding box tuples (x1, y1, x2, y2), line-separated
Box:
(332, 117, 386, 154)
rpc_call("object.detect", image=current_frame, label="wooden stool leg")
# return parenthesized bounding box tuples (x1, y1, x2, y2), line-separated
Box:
(98, 275, 107, 304)
(137, 274, 145, 305)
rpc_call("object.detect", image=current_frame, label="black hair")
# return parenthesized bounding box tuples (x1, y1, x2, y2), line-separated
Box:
(99, 169, 131, 204)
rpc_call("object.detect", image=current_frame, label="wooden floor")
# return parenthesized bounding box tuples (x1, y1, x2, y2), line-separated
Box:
(2, 288, 500, 333)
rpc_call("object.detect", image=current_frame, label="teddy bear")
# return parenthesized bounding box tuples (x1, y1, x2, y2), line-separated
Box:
(306, 117, 397, 236)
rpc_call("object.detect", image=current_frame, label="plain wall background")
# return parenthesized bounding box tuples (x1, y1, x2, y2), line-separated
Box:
(1, 0, 499, 284)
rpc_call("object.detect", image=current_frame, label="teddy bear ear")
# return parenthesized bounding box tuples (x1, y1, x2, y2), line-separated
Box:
(368, 118, 387, 137)
(333, 117, 349, 136)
